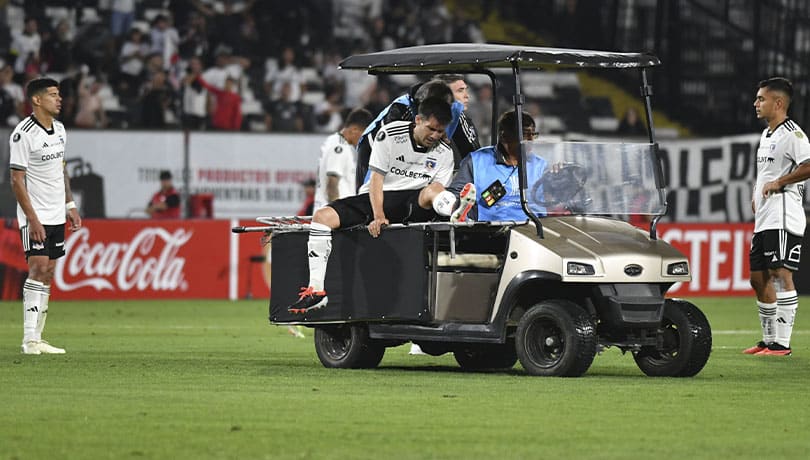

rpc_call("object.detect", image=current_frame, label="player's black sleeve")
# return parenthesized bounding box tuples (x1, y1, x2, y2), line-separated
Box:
(384, 102, 412, 124)
(452, 112, 481, 162)
(355, 139, 372, 192)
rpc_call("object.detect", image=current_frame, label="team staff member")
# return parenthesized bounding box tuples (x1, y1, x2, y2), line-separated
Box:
(9, 77, 81, 355)
(146, 170, 181, 218)
(435, 74, 481, 161)
(448, 110, 547, 222)
(288, 97, 474, 314)
(743, 77, 810, 356)
(313, 108, 374, 210)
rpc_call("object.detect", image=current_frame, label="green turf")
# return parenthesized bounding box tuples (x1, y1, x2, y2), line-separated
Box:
(1, 297, 809, 459)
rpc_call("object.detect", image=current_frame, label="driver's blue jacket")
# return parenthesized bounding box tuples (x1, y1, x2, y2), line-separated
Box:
(448, 145, 547, 221)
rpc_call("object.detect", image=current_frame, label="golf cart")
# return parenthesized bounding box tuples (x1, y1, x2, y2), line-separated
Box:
(233, 44, 711, 377)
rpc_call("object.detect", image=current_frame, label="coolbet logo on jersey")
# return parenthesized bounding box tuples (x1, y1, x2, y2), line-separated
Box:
(41, 151, 64, 161)
(389, 167, 431, 179)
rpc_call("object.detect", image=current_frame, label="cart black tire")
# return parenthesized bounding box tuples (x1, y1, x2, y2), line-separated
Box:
(314, 324, 385, 369)
(453, 343, 518, 371)
(633, 299, 712, 377)
(515, 300, 596, 377)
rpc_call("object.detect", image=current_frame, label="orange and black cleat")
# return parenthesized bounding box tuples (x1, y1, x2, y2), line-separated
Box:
(287, 286, 328, 314)
(755, 343, 792, 356)
(451, 183, 477, 223)
(742, 341, 768, 355)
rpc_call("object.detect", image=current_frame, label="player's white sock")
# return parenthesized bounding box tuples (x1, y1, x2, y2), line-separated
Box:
(22, 279, 45, 343)
(35, 284, 51, 342)
(757, 300, 776, 345)
(775, 290, 798, 348)
(432, 190, 457, 216)
(307, 222, 332, 291)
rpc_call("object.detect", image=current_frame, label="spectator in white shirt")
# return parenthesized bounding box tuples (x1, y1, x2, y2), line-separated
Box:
(10, 18, 41, 74)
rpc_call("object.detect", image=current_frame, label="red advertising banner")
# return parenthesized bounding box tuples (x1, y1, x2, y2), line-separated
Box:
(0, 224, 27, 271)
(234, 219, 271, 301)
(53, 219, 234, 300)
(0, 219, 764, 300)
(658, 222, 754, 297)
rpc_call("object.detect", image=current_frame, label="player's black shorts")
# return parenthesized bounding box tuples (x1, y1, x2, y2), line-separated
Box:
(328, 190, 436, 229)
(749, 229, 803, 272)
(20, 224, 66, 260)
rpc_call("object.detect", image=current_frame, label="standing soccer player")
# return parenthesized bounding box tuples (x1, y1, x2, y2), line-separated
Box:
(313, 107, 373, 210)
(9, 77, 81, 355)
(743, 77, 810, 356)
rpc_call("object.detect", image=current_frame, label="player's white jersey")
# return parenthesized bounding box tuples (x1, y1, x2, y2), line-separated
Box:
(9, 115, 67, 228)
(754, 118, 810, 235)
(314, 132, 357, 210)
(359, 120, 454, 193)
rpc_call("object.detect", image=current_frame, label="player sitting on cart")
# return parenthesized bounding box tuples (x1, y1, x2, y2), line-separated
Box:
(354, 79, 465, 191)
(288, 97, 477, 314)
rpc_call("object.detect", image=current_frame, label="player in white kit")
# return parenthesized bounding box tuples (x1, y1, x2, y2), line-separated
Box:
(313, 108, 373, 210)
(743, 77, 810, 356)
(9, 77, 82, 354)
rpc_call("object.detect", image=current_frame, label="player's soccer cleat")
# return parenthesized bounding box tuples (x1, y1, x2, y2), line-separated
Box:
(287, 325, 306, 338)
(742, 341, 768, 354)
(450, 183, 476, 223)
(21, 341, 41, 355)
(288, 286, 328, 314)
(755, 343, 792, 356)
(36, 340, 66, 354)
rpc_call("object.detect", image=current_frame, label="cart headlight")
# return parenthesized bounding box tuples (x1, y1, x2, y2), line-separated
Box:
(567, 262, 595, 275)
(667, 261, 689, 276)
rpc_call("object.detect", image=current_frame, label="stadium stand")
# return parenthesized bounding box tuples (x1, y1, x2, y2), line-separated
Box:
(1, 1, 808, 137)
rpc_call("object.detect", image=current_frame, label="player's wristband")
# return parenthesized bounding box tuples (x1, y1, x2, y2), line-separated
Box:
(66, 201, 77, 211)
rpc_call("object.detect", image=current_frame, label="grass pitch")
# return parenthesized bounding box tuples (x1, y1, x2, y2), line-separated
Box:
(1, 297, 809, 459)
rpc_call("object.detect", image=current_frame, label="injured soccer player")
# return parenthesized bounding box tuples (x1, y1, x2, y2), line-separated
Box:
(287, 96, 476, 314)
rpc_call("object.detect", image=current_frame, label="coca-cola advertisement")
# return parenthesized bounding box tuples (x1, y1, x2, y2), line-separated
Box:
(3, 219, 806, 300)
(2, 218, 272, 301)
(53, 220, 237, 299)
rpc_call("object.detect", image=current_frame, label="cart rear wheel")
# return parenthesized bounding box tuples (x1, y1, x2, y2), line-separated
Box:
(314, 324, 385, 369)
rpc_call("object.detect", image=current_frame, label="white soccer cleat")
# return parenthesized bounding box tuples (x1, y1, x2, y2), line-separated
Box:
(36, 340, 66, 354)
(409, 343, 427, 355)
(287, 325, 306, 338)
(451, 183, 477, 223)
(21, 341, 41, 355)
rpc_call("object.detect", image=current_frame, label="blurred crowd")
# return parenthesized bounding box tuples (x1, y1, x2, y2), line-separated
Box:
(0, 0, 485, 133)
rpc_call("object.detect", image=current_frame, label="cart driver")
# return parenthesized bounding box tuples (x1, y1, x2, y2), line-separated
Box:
(448, 110, 551, 221)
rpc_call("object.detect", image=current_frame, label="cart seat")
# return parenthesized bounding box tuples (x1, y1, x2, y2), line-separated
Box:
(436, 252, 501, 269)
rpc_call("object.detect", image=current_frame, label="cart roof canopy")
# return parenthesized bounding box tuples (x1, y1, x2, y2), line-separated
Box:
(339, 43, 661, 72)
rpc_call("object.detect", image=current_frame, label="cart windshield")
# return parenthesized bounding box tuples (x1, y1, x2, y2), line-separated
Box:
(522, 141, 665, 219)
